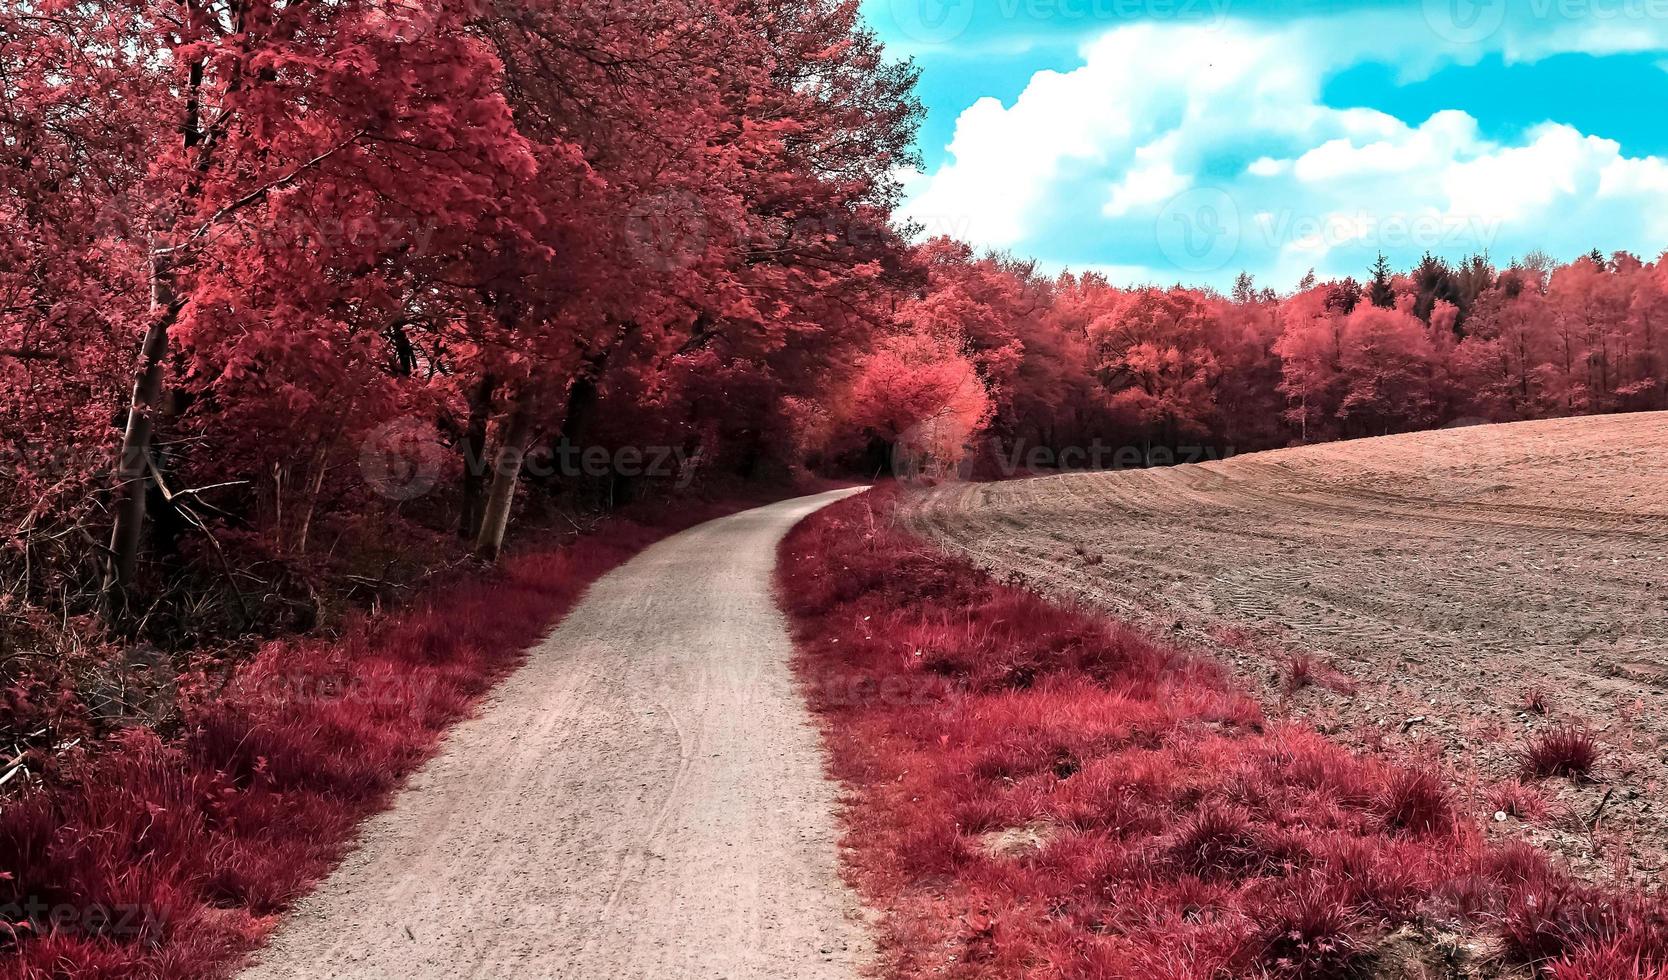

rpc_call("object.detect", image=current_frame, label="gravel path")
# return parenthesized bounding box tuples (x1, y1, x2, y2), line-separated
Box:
(240, 487, 871, 980)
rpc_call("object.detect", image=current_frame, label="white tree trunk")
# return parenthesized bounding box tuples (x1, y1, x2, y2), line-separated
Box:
(103, 248, 180, 616)
(473, 397, 535, 562)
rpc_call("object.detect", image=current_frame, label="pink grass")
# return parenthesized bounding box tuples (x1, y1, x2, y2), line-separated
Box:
(1522, 726, 1602, 781)
(0, 497, 756, 980)
(778, 484, 1667, 979)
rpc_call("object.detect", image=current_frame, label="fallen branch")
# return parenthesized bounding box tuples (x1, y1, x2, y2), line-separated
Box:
(1586, 786, 1616, 833)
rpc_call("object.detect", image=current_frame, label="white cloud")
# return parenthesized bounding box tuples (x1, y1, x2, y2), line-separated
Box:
(897, 14, 1668, 288)
(1104, 160, 1189, 217)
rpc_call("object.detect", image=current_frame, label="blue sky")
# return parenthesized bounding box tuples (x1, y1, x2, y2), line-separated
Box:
(861, 0, 1668, 289)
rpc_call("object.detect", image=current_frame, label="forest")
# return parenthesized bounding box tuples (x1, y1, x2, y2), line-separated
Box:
(7, 1, 1668, 976)
(4, 0, 1666, 660)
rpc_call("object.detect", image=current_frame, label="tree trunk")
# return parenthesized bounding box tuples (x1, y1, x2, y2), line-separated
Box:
(556, 371, 598, 451)
(103, 250, 182, 617)
(292, 444, 329, 556)
(473, 395, 535, 562)
(458, 373, 496, 540)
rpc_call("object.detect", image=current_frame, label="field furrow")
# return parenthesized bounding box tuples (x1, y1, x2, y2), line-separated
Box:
(904, 412, 1668, 884)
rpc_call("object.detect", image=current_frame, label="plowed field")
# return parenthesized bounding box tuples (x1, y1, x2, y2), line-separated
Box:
(904, 412, 1668, 883)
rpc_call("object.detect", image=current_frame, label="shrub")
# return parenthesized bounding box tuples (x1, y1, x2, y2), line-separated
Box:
(1284, 653, 1317, 694)
(1248, 879, 1366, 979)
(1498, 880, 1612, 965)
(1167, 805, 1268, 880)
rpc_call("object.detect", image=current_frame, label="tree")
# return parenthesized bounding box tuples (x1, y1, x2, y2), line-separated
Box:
(1088, 288, 1223, 452)
(1626, 256, 1668, 409)
(842, 332, 992, 477)
(1368, 253, 1396, 309)
(1334, 304, 1438, 434)
(1274, 286, 1347, 441)
(37, 0, 540, 615)
(1411, 252, 1464, 330)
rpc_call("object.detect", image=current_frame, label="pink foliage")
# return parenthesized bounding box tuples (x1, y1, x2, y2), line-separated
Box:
(0, 500, 751, 979)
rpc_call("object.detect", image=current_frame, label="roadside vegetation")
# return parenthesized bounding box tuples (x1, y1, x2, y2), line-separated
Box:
(0, 496, 765, 979)
(780, 486, 1667, 979)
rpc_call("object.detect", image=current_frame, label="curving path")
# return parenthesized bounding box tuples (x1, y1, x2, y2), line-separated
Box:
(240, 488, 870, 980)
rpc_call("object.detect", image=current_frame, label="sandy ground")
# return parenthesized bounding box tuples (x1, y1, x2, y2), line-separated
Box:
(239, 487, 871, 980)
(904, 412, 1668, 884)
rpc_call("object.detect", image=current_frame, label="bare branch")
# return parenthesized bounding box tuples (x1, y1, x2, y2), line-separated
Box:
(164, 128, 370, 253)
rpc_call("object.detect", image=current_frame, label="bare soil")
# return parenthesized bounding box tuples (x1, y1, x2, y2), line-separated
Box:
(239, 488, 871, 980)
(903, 412, 1668, 886)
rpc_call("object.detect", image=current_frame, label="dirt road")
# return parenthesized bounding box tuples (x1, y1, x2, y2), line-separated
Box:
(904, 413, 1668, 882)
(240, 488, 870, 980)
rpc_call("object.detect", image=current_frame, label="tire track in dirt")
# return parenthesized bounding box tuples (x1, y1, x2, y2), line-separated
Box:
(239, 488, 871, 980)
(904, 413, 1668, 884)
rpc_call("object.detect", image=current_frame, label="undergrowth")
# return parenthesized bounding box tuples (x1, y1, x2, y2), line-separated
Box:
(778, 485, 1667, 979)
(0, 496, 753, 979)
